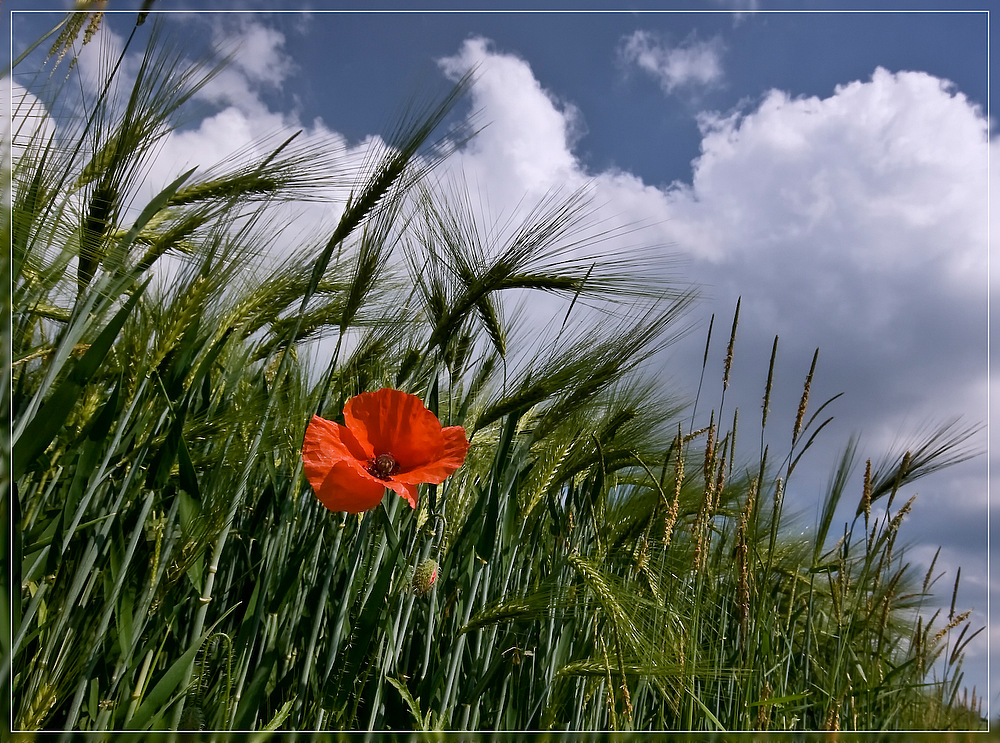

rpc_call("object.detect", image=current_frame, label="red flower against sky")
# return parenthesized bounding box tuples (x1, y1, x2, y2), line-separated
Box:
(302, 388, 470, 514)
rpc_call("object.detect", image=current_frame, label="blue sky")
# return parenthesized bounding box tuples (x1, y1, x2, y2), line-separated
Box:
(7, 0, 994, 720)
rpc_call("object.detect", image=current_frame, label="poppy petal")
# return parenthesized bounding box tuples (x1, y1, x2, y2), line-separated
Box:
(301, 415, 351, 493)
(302, 415, 369, 494)
(344, 389, 445, 470)
(393, 425, 470, 485)
(384, 479, 419, 509)
(315, 460, 387, 514)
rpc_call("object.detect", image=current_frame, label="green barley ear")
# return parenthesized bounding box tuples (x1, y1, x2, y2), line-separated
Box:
(949, 567, 961, 623)
(887, 450, 911, 511)
(663, 424, 683, 546)
(860, 458, 872, 535)
(702, 410, 716, 486)
(692, 416, 717, 574)
(45, 3, 106, 75)
(736, 477, 757, 649)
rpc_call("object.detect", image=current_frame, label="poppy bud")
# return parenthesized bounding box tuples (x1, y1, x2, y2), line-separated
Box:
(411, 558, 439, 596)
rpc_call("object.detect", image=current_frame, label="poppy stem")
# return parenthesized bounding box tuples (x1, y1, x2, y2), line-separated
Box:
(430, 512, 448, 556)
(375, 500, 401, 557)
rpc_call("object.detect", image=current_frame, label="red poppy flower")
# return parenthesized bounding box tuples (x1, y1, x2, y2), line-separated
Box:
(302, 388, 470, 514)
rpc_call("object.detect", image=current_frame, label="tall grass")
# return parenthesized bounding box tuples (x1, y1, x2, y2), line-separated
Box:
(7, 11, 984, 732)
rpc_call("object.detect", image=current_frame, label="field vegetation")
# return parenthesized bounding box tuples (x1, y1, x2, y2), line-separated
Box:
(6, 9, 985, 733)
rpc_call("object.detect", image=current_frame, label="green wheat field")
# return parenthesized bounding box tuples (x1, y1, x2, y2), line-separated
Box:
(5, 8, 988, 736)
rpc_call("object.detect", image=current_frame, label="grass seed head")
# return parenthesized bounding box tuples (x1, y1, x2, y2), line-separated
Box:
(723, 296, 740, 390)
(762, 335, 778, 430)
(793, 349, 819, 446)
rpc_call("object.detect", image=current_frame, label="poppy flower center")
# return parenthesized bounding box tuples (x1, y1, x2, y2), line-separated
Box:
(368, 453, 399, 480)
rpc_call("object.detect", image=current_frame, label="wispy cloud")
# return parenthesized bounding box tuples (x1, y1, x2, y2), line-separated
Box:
(619, 30, 725, 94)
(210, 17, 296, 90)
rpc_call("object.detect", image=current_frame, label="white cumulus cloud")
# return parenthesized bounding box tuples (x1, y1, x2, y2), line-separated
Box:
(433, 38, 989, 629)
(438, 37, 585, 199)
(659, 67, 988, 418)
